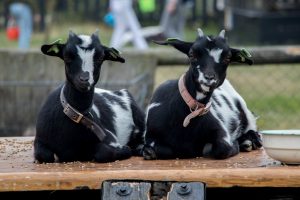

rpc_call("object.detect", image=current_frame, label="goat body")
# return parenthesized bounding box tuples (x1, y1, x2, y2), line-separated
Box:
(34, 31, 145, 163)
(143, 29, 262, 160)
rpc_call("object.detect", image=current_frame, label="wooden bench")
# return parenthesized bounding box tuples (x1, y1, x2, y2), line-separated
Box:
(1, 137, 300, 199)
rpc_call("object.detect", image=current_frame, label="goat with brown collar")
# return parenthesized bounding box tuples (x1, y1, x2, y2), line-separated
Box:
(34, 31, 145, 163)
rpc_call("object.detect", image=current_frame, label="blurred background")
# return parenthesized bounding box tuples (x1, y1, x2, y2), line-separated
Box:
(0, 0, 300, 136)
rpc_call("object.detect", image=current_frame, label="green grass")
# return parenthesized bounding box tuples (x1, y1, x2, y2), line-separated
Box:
(155, 64, 300, 130)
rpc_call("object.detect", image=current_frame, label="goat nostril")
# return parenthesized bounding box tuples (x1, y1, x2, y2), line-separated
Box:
(79, 72, 89, 82)
(204, 74, 215, 80)
(80, 76, 88, 82)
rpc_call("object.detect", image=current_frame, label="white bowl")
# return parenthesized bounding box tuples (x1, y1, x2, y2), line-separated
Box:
(261, 130, 300, 164)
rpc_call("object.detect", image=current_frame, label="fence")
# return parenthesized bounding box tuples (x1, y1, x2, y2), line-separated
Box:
(0, 47, 300, 136)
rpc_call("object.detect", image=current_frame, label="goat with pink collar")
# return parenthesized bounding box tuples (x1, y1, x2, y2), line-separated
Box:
(143, 28, 262, 160)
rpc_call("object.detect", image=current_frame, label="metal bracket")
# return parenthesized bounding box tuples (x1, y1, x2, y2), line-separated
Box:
(101, 181, 205, 200)
(167, 182, 205, 200)
(101, 181, 151, 200)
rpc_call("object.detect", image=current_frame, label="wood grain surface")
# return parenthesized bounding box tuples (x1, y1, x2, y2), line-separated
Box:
(0, 137, 300, 191)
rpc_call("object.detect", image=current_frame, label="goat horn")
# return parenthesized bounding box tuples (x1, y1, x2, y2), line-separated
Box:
(219, 29, 225, 38)
(69, 30, 76, 38)
(197, 28, 204, 37)
(92, 29, 100, 37)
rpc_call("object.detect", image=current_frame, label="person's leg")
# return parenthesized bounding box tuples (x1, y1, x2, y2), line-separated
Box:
(19, 5, 32, 49)
(124, 6, 148, 50)
(160, 0, 175, 38)
(109, 1, 128, 49)
(160, 0, 181, 38)
(9, 3, 32, 49)
(110, 13, 128, 48)
(174, 3, 189, 40)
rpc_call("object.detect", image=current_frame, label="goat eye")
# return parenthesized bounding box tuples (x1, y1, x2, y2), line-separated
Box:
(64, 53, 74, 63)
(189, 53, 197, 61)
(95, 58, 103, 64)
(64, 57, 72, 63)
(224, 55, 231, 63)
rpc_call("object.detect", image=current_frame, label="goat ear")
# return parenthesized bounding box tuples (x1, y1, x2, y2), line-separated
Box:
(230, 48, 253, 65)
(41, 39, 65, 59)
(153, 38, 193, 55)
(103, 46, 125, 63)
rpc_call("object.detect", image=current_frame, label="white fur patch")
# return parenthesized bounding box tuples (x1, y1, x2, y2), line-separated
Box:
(206, 48, 223, 63)
(150, 141, 155, 147)
(94, 88, 135, 146)
(76, 46, 95, 86)
(197, 69, 205, 83)
(145, 102, 161, 123)
(211, 82, 239, 142)
(110, 96, 133, 146)
(144, 102, 161, 137)
(219, 80, 257, 132)
(109, 142, 122, 148)
(94, 88, 110, 94)
(92, 104, 100, 118)
(210, 79, 257, 143)
(78, 35, 92, 48)
(196, 91, 206, 100)
(105, 128, 122, 148)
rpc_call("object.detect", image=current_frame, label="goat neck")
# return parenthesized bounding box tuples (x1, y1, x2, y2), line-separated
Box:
(63, 81, 94, 113)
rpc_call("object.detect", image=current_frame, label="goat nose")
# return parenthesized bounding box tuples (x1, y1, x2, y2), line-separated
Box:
(204, 73, 215, 80)
(79, 72, 89, 82)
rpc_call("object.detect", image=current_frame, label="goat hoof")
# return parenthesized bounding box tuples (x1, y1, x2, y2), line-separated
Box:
(240, 140, 252, 152)
(143, 146, 157, 160)
(253, 133, 263, 149)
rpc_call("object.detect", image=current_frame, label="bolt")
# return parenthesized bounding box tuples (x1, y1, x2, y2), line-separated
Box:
(176, 183, 191, 195)
(116, 185, 132, 196)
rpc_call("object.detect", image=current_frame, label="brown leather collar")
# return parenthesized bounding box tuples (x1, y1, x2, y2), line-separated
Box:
(178, 73, 211, 127)
(60, 85, 106, 141)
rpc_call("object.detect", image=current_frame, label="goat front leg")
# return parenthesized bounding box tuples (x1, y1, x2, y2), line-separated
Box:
(94, 143, 132, 163)
(206, 131, 239, 159)
(143, 138, 175, 160)
(34, 140, 55, 163)
(238, 130, 263, 152)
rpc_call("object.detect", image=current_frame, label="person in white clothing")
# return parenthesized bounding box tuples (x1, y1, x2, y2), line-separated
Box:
(109, 0, 148, 50)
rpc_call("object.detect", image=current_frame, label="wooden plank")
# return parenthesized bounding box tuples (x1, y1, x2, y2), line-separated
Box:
(1, 137, 300, 191)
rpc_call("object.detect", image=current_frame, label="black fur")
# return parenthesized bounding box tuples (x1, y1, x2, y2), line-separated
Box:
(143, 29, 262, 160)
(34, 31, 145, 163)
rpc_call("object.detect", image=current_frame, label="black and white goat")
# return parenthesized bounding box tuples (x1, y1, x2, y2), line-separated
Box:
(34, 31, 145, 163)
(143, 28, 262, 160)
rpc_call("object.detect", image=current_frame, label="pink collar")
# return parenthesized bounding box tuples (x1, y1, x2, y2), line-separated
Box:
(178, 73, 211, 127)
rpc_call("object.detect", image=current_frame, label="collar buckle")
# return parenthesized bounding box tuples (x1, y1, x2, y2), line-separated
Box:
(63, 104, 83, 123)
